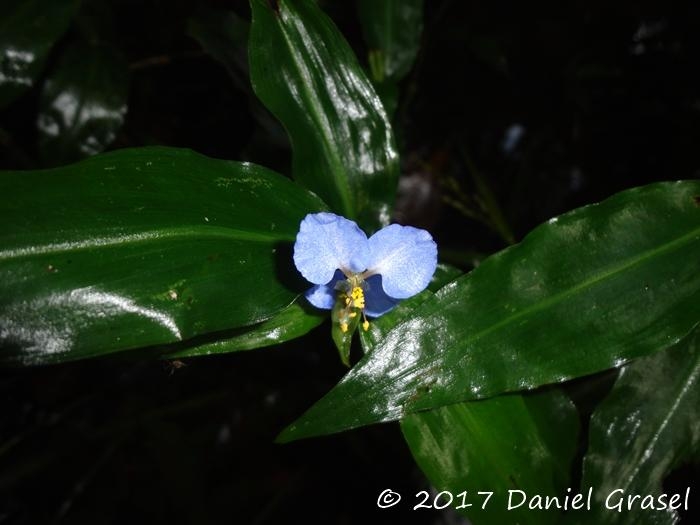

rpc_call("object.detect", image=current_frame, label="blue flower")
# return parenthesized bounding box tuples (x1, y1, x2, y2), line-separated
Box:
(293, 212, 438, 331)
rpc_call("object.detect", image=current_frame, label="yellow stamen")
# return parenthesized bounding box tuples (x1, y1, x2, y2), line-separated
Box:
(336, 278, 368, 334)
(361, 310, 370, 331)
(350, 286, 365, 309)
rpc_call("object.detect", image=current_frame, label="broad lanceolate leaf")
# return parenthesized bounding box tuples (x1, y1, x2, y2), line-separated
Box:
(402, 390, 579, 525)
(0, 147, 326, 365)
(357, 0, 424, 116)
(38, 42, 129, 166)
(566, 327, 700, 525)
(278, 181, 700, 441)
(0, 0, 80, 109)
(186, 7, 249, 86)
(185, 7, 288, 151)
(248, 0, 399, 232)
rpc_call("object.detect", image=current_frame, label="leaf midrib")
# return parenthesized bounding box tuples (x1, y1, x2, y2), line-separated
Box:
(443, 224, 700, 356)
(0, 225, 291, 260)
(275, 1, 354, 218)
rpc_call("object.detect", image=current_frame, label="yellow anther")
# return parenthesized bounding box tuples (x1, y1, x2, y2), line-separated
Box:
(350, 286, 365, 309)
(362, 319, 370, 331)
(340, 322, 349, 333)
(349, 311, 357, 318)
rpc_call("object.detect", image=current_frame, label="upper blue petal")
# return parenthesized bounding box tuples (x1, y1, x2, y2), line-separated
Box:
(293, 212, 369, 285)
(304, 270, 345, 310)
(363, 275, 400, 317)
(365, 224, 437, 299)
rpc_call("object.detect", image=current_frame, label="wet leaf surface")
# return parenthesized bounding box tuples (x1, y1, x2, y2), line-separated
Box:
(37, 42, 129, 166)
(0, 147, 326, 364)
(249, 0, 398, 231)
(0, 0, 79, 108)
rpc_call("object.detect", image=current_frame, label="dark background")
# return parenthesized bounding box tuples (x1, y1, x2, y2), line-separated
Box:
(1, 0, 699, 523)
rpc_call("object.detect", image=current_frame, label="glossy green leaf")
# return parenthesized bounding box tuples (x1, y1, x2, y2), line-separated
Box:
(37, 42, 129, 166)
(186, 7, 249, 87)
(370, 263, 579, 525)
(248, 0, 399, 231)
(186, 7, 287, 150)
(0, 147, 326, 365)
(278, 181, 700, 441)
(357, 0, 423, 116)
(401, 390, 579, 525)
(357, 0, 424, 81)
(0, 0, 80, 109)
(566, 327, 700, 525)
(161, 301, 324, 359)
